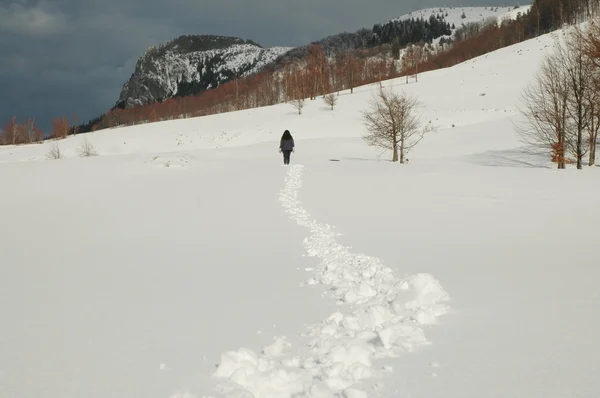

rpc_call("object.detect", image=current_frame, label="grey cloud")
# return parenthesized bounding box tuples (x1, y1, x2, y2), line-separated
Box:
(0, 0, 503, 133)
(0, 1, 68, 37)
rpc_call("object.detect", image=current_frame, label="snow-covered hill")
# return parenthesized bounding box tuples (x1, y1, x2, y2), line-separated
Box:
(1, 25, 599, 398)
(116, 6, 532, 111)
(117, 35, 292, 108)
(397, 5, 532, 28)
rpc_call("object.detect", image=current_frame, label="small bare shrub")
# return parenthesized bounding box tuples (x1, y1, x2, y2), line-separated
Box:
(46, 144, 62, 160)
(290, 99, 305, 115)
(323, 93, 338, 110)
(77, 137, 97, 157)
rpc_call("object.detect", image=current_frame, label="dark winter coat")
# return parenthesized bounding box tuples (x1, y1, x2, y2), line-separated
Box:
(280, 138, 295, 151)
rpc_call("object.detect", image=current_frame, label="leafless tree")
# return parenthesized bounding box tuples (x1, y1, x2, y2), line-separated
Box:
(559, 27, 594, 169)
(361, 86, 433, 163)
(517, 27, 599, 169)
(46, 144, 62, 160)
(582, 19, 600, 165)
(10, 117, 20, 145)
(77, 137, 98, 157)
(72, 114, 79, 136)
(402, 44, 423, 84)
(19, 118, 38, 144)
(584, 81, 600, 166)
(323, 93, 337, 110)
(290, 98, 305, 115)
(516, 40, 571, 168)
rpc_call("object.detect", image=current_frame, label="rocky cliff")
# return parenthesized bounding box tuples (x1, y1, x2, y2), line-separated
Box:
(116, 35, 292, 108)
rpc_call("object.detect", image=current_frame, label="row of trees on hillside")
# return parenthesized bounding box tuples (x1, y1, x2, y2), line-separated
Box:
(0, 118, 44, 145)
(518, 23, 600, 168)
(84, 46, 409, 131)
(0, 116, 74, 144)
(370, 15, 453, 47)
(277, 14, 453, 61)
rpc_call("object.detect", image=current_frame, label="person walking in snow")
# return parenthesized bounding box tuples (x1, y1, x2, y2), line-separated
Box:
(279, 130, 295, 165)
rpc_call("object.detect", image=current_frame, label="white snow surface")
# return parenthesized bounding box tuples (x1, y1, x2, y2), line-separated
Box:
(396, 5, 532, 28)
(2, 26, 600, 398)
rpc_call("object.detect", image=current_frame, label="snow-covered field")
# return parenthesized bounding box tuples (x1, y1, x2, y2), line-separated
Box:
(1, 25, 600, 398)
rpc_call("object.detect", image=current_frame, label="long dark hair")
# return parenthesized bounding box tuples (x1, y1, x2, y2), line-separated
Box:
(281, 130, 293, 140)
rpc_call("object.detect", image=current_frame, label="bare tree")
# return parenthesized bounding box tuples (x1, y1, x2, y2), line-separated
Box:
(77, 137, 98, 157)
(20, 118, 38, 144)
(52, 117, 70, 139)
(46, 144, 62, 160)
(582, 19, 600, 165)
(584, 82, 600, 166)
(343, 53, 360, 94)
(518, 27, 600, 169)
(323, 93, 337, 110)
(402, 44, 423, 84)
(9, 117, 20, 145)
(290, 98, 305, 115)
(516, 41, 570, 168)
(72, 114, 79, 136)
(361, 86, 433, 163)
(559, 27, 593, 169)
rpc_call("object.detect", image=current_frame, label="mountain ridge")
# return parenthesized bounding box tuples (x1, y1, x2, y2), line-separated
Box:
(115, 6, 529, 110)
(116, 34, 292, 108)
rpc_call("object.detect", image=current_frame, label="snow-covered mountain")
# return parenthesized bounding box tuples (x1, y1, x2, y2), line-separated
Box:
(116, 35, 292, 109)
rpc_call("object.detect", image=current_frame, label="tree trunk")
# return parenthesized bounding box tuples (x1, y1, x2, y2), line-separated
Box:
(12, 117, 16, 145)
(399, 136, 405, 164)
(392, 141, 398, 162)
(577, 127, 584, 169)
(558, 135, 566, 169)
(589, 133, 597, 166)
(415, 63, 418, 83)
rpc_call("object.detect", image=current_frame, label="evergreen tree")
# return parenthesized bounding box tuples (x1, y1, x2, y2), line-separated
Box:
(391, 37, 401, 60)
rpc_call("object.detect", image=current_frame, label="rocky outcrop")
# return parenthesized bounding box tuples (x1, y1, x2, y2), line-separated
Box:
(116, 35, 292, 108)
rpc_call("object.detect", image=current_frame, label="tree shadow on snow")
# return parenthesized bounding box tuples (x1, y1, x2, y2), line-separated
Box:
(333, 156, 394, 163)
(466, 149, 552, 169)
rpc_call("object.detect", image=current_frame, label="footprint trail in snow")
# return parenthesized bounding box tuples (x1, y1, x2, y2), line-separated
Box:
(211, 164, 450, 398)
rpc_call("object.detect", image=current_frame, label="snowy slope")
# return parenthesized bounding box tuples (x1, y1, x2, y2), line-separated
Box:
(397, 5, 532, 28)
(396, 4, 532, 48)
(1, 27, 600, 398)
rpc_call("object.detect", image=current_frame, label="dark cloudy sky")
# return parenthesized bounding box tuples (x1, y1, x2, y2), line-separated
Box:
(0, 0, 499, 132)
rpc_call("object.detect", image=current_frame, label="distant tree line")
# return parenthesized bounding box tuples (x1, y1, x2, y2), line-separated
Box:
(370, 15, 452, 47)
(144, 35, 260, 59)
(276, 14, 452, 61)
